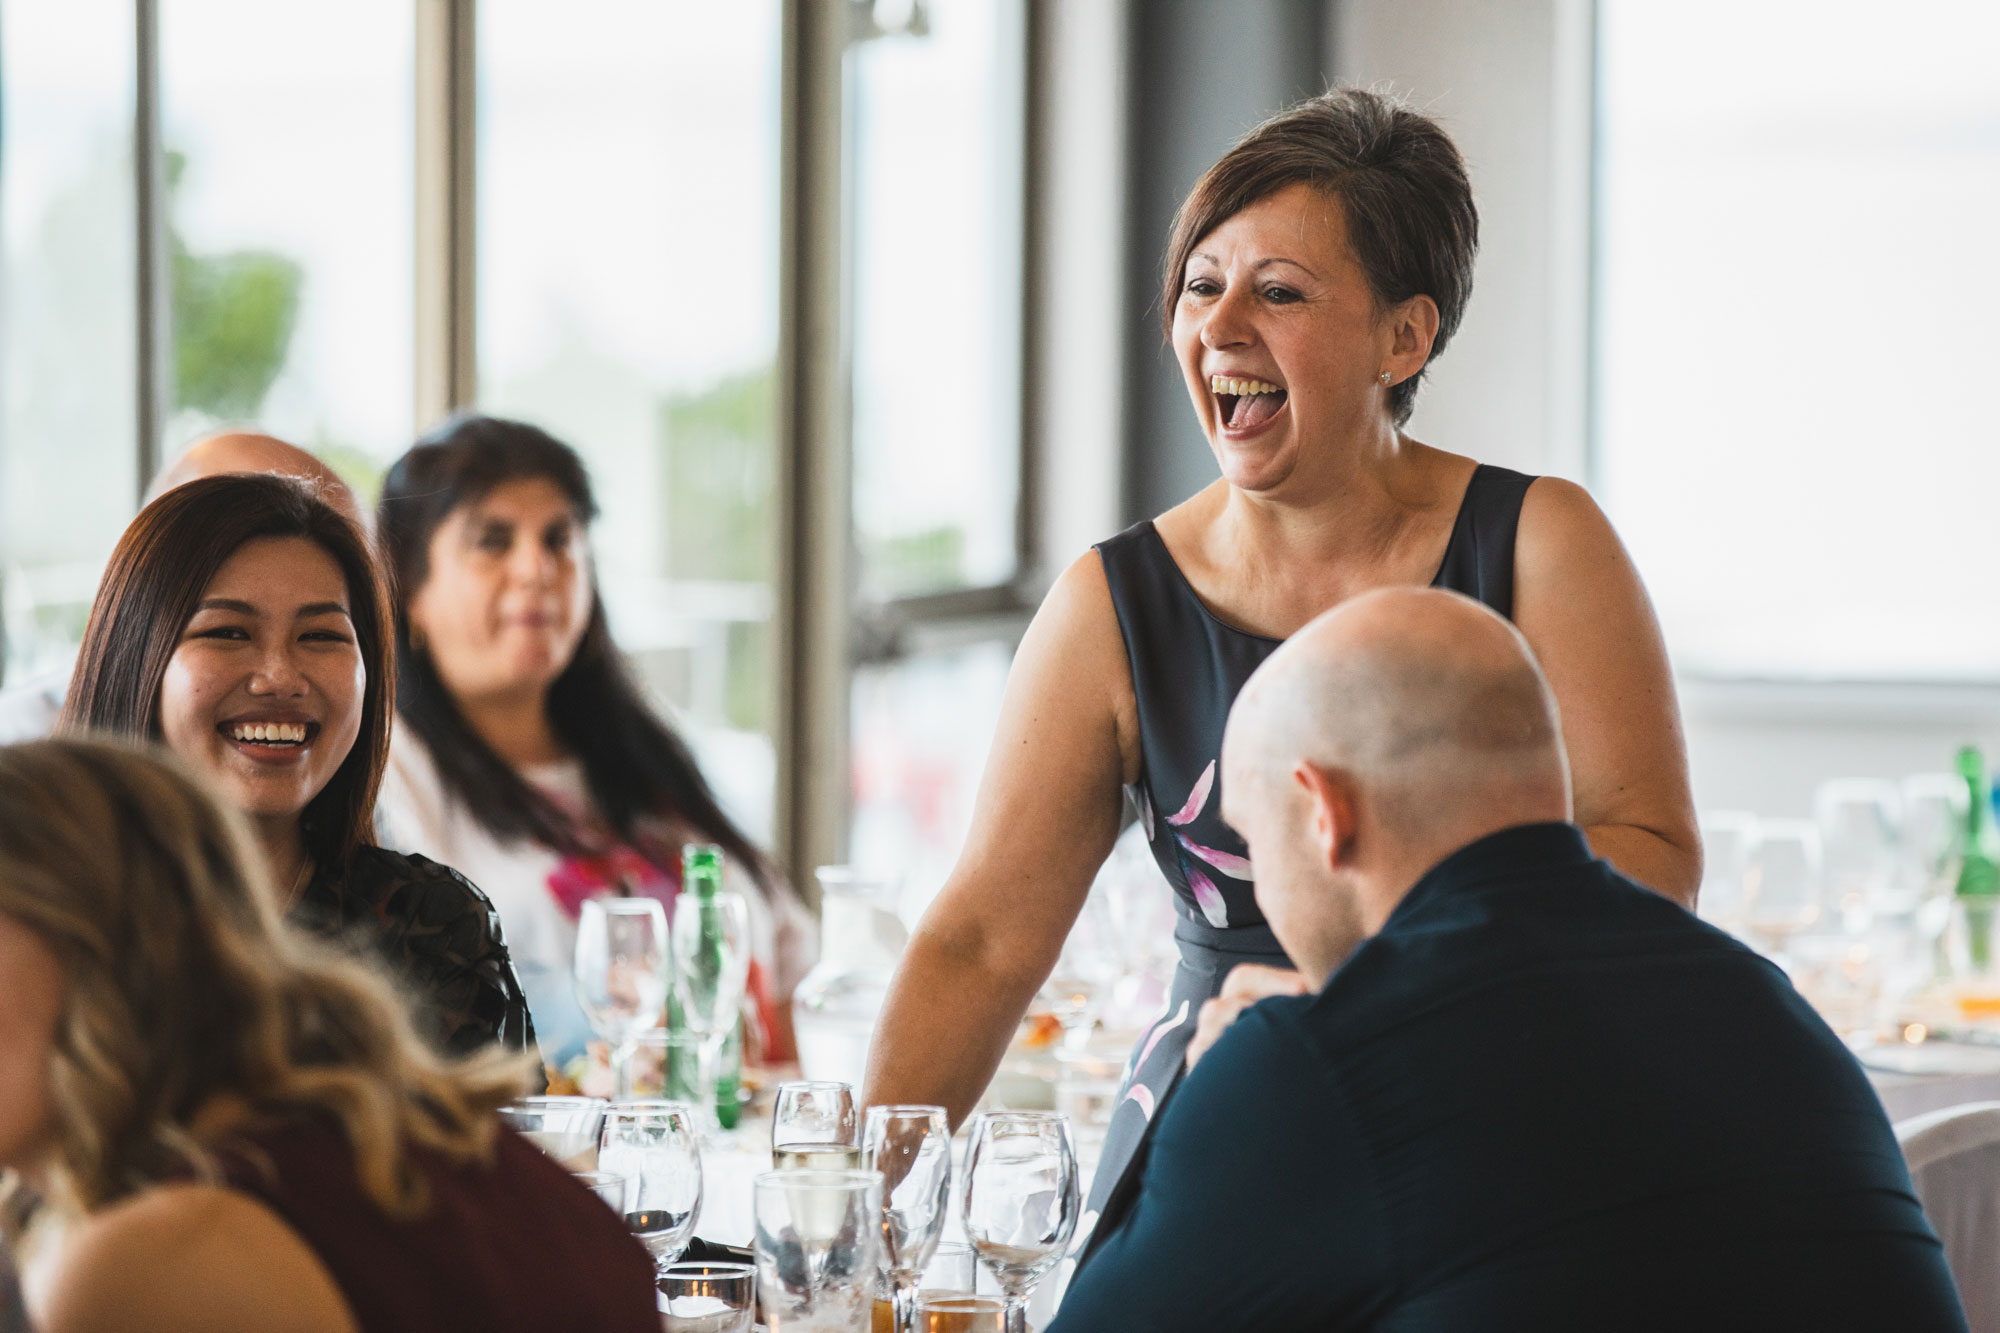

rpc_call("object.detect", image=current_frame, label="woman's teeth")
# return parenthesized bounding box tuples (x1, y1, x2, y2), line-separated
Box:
(231, 722, 308, 745)
(1209, 375, 1282, 396)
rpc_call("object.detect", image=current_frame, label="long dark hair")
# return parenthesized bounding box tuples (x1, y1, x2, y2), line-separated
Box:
(378, 414, 773, 891)
(58, 474, 394, 871)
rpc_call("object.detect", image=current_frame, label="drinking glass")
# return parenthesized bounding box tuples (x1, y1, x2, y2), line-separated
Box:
(628, 1027, 707, 1102)
(916, 1296, 1005, 1333)
(1695, 810, 1759, 933)
(573, 897, 671, 1099)
(600, 1101, 703, 1275)
(1816, 779, 1902, 927)
(1904, 772, 1967, 902)
(575, 1170, 632, 1212)
(754, 1168, 884, 1332)
(863, 1105, 952, 1333)
(773, 1081, 862, 1169)
(674, 890, 752, 1132)
(659, 1261, 756, 1333)
(961, 1112, 1079, 1333)
(1743, 819, 1824, 959)
(499, 1095, 607, 1172)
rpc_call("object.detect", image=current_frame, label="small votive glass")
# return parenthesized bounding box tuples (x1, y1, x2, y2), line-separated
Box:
(658, 1261, 756, 1333)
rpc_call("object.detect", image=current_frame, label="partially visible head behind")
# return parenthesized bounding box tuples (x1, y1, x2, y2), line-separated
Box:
(1164, 86, 1478, 428)
(379, 415, 772, 887)
(0, 739, 525, 1224)
(149, 430, 368, 532)
(1221, 587, 1569, 982)
(59, 474, 392, 871)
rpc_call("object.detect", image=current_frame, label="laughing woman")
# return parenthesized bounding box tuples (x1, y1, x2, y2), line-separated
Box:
(865, 86, 1701, 1246)
(59, 474, 533, 1057)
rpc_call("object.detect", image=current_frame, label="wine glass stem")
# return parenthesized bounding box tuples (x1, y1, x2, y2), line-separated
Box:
(1003, 1293, 1029, 1333)
(891, 1279, 919, 1333)
(611, 1037, 637, 1100)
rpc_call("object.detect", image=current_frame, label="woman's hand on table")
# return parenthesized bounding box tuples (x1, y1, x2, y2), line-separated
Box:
(1187, 964, 1312, 1071)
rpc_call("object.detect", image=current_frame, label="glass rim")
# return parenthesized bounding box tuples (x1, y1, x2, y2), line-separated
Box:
(580, 896, 667, 915)
(572, 1170, 631, 1185)
(753, 1168, 883, 1191)
(657, 1261, 756, 1280)
(916, 1295, 1007, 1311)
(505, 1095, 606, 1109)
(864, 1103, 948, 1120)
(603, 1098, 699, 1117)
(774, 1079, 857, 1095)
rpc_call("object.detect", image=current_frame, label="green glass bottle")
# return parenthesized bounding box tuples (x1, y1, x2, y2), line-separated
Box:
(1955, 747, 2000, 969)
(679, 844, 743, 1129)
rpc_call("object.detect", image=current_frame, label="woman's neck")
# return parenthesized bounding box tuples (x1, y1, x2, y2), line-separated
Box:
(457, 688, 567, 769)
(253, 815, 310, 906)
(1217, 421, 1424, 563)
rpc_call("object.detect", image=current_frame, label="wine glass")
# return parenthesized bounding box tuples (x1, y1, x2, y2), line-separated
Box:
(753, 1168, 883, 1331)
(1743, 819, 1824, 961)
(499, 1095, 607, 1171)
(1816, 779, 1902, 928)
(572, 897, 670, 1098)
(575, 1170, 633, 1212)
(1695, 810, 1759, 934)
(599, 1100, 703, 1276)
(961, 1111, 1079, 1333)
(864, 1104, 953, 1333)
(772, 1081, 862, 1169)
(673, 890, 751, 1132)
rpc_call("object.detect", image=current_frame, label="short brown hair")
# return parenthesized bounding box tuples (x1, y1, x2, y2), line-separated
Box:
(1161, 86, 1478, 427)
(59, 473, 394, 871)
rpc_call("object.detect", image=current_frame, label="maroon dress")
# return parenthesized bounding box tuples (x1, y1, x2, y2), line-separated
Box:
(210, 1116, 657, 1332)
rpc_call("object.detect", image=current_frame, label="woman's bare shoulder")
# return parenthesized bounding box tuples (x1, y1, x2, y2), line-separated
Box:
(34, 1185, 355, 1333)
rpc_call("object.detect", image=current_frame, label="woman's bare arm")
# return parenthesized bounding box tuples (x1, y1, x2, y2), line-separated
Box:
(862, 552, 1133, 1127)
(1513, 478, 1702, 907)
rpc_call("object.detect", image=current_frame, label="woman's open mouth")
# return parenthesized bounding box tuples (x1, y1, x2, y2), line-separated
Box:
(1210, 375, 1289, 434)
(218, 719, 321, 760)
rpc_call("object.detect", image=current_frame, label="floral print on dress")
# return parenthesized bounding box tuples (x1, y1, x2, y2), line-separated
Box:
(1160, 760, 1252, 928)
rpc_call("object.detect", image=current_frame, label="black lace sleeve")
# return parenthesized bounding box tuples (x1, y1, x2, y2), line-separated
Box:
(295, 847, 537, 1058)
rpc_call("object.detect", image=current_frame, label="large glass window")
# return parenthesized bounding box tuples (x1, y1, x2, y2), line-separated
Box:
(847, 0, 1027, 602)
(478, 0, 784, 841)
(158, 0, 414, 492)
(1596, 0, 2000, 680)
(0, 2, 138, 685)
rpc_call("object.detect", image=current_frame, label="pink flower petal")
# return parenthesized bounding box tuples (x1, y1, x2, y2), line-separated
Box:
(1129, 999, 1190, 1076)
(1166, 760, 1216, 827)
(1187, 865, 1230, 928)
(1121, 1083, 1158, 1123)
(1176, 833, 1252, 881)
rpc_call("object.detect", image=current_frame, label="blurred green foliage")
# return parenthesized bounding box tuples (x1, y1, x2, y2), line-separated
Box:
(166, 151, 302, 421)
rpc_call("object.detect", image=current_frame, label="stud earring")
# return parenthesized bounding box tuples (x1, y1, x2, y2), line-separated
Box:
(1379, 370, 1392, 387)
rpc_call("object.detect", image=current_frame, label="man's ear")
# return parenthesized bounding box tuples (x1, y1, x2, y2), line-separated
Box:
(1292, 761, 1358, 872)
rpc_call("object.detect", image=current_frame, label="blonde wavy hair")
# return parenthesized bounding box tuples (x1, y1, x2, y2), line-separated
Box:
(0, 738, 532, 1231)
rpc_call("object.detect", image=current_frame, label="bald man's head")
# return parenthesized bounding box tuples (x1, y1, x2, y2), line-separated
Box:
(149, 431, 366, 531)
(1220, 587, 1571, 982)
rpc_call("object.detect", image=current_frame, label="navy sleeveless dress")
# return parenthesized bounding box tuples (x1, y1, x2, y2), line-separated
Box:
(1077, 463, 1537, 1255)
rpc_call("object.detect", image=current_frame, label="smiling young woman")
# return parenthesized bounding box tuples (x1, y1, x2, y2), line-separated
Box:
(57, 474, 534, 1059)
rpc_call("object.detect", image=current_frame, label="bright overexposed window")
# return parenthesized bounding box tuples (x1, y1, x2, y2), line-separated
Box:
(159, 0, 414, 493)
(1596, 0, 2000, 680)
(0, 2, 137, 684)
(848, 0, 1027, 602)
(478, 0, 783, 841)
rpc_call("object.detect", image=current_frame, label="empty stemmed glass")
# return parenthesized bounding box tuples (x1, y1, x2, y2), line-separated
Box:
(772, 1081, 862, 1170)
(572, 897, 671, 1098)
(864, 1105, 953, 1333)
(1743, 819, 1824, 962)
(599, 1100, 703, 1277)
(672, 889, 750, 1132)
(961, 1111, 1079, 1333)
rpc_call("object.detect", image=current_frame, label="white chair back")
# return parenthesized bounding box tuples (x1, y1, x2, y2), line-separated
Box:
(1899, 1099, 2000, 1331)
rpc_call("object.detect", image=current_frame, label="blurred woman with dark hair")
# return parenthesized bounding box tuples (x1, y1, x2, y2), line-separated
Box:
(0, 738, 657, 1333)
(59, 474, 532, 1058)
(374, 415, 811, 1081)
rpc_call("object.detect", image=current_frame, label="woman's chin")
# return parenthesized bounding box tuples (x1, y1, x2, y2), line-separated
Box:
(1214, 440, 1299, 495)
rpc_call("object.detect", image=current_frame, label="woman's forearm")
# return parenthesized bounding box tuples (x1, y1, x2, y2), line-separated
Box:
(863, 919, 1046, 1129)
(1585, 820, 1701, 910)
